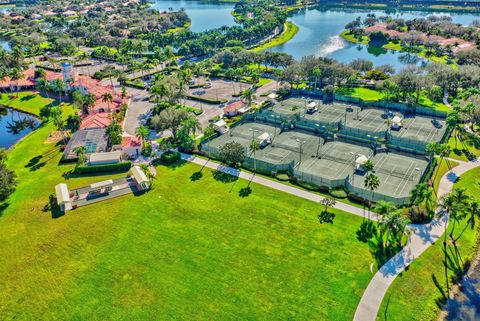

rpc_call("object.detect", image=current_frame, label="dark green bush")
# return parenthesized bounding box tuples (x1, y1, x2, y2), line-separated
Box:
(276, 173, 290, 181)
(161, 151, 181, 164)
(75, 161, 131, 174)
(330, 188, 348, 199)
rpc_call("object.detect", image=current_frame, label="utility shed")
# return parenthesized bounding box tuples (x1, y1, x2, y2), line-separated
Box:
(131, 166, 149, 190)
(89, 151, 122, 165)
(55, 183, 72, 212)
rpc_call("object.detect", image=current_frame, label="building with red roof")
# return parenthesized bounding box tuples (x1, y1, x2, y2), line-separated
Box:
(79, 113, 112, 130)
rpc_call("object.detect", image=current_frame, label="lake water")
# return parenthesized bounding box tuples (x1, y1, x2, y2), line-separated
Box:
(152, 0, 237, 32)
(0, 108, 38, 149)
(267, 7, 480, 70)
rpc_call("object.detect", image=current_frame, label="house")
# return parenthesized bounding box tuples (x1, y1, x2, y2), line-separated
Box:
(62, 128, 109, 160)
(0, 69, 35, 91)
(63, 10, 77, 17)
(79, 113, 112, 130)
(223, 101, 247, 117)
(213, 119, 229, 133)
(119, 135, 142, 158)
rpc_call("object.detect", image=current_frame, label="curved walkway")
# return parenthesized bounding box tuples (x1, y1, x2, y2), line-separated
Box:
(353, 157, 480, 321)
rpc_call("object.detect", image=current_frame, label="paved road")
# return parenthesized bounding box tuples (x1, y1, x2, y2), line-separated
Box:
(354, 158, 480, 321)
(255, 80, 279, 102)
(181, 153, 379, 221)
(123, 87, 153, 136)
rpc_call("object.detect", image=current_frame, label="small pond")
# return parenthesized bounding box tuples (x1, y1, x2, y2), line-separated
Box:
(0, 107, 39, 149)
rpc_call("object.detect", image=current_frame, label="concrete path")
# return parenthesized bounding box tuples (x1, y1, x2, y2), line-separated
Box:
(353, 157, 480, 321)
(180, 153, 379, 221)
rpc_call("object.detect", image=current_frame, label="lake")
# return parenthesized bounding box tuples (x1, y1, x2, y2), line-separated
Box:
(0, 108, 39, 149)
(267, 7, 480, 70)
(152, 0, 237, 32)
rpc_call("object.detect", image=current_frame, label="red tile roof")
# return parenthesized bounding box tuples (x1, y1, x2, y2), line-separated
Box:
(80, 113, 112, 129)
(224, 101, 245, 113)
(122, 135, 142, 148)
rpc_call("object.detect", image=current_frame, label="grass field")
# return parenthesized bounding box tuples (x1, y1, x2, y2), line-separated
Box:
(250, 22, 299, 52)
(447, 134, 480, 161)
(0, 108, 378, 319)
(0, 91, 71, 116)
(340, 31, 451, 65)
(377, 166, 479, 321)
(336, 87, 450, 112)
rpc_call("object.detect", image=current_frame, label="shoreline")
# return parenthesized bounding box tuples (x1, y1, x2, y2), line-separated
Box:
(339, 30, 453, 65)
(248, 22, 299, 52)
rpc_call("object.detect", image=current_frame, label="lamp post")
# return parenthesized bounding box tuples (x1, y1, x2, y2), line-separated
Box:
(350, 151, 359, 186)
(249, 128, 258, 174)
(296, 139, 306, 171)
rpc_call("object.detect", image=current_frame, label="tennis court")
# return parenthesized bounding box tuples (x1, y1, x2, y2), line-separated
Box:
(349, 151, 428, 202)
(274, 97, 388, 133)
(391, 114, 447, 143)
(296, 140, 372, 187)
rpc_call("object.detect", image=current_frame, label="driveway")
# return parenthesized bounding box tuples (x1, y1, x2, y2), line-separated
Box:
(123, 87, 153, 136)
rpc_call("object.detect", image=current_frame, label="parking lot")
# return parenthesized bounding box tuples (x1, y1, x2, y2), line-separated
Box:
(189, 78, 251, 102)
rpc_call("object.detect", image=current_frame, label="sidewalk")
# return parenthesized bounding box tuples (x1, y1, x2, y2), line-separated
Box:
(353, 157, 480, 321)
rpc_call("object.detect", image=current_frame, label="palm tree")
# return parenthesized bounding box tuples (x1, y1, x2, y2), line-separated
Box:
(379, 209, 410, 248)
(135, 126, 149, 148)
(454, 199, 480, 243)
(373, 201, 397, 217)
(101, 92, 113, 112)
(241, 88, 256, 107)
(249, 137, 260, 177)
(410, 182, 435, 215)
(84, 93, 97, 114)
(364, 173, 380, 220)
(73, 145, 87, 167)
(437, 193, 455, 294)
(106, 121, 123, 146)
(9, 68, 24, 97)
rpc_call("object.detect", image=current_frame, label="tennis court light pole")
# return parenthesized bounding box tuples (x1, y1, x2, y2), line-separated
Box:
(296, 139, 306, 170)
(249, 128, 259, 174)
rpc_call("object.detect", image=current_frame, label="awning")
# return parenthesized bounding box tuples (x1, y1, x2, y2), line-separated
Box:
(307, 101, 317, 108)
(55, 183, 70, 204)
(213, 119, 227, 128)
(355, 155, 369, 166)
(268, 93, 278, 99)
(391, 116, 402, 124)
(131, 166, 149, 185)
(257, 132, 270, 142)
(90, 179, 114, 189)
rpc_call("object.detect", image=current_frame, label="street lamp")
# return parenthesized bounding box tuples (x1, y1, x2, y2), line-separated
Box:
(296, 139, 306, 171)
(249, 128, 259, 173)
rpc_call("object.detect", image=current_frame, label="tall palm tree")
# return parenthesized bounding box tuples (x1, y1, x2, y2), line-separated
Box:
(84, 93, 97, 114)
(135, 126, 149, 148)
(379, 209, 410, 247)
(364, 173, 380, 220)
(437, 193, 455, 295)
(101, 92, 113, 112)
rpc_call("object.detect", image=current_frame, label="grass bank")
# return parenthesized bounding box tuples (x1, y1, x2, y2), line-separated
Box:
(377, 166, 480, 321)
(336, 87, 450, 112)
(340, 30, 452, 65)
(249, 22, 299, 52)
(0, 115, 377, 319)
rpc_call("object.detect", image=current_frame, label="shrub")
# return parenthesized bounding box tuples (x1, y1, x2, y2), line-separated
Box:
(75, 161, 131, 174)
(276, 173, 290, 181)
(330, 188, 348, 199)
(297, 180, 320, 191)
(161, 151, 181, 164)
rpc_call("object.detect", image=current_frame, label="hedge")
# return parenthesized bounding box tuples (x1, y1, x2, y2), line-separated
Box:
(186, 95, 227, 105)
(160, 151, 181, 164)
(75, 161, 132, 174)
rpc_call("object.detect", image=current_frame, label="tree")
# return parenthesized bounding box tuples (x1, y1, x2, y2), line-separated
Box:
(150, 108, 190, 139)
(379, 209, 410, 247)
(318, 197, 336, 224)
(106, 121, 123, 146)
(84, 93, 97, 114)
(73, 145, 87, 167)
(65, 114, 81, 132)
(241, 88, 256, 107)
(135, 126, 149, 148)
(0, 148, 16, 202)
(410, 182, 435, 215)
(364, 173, 380, 219)
(219, 141, 245, 167)
(101, 92, 113, 112)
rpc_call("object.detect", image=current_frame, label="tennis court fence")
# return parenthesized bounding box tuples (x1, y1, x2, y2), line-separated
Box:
(386, 133, 427, 154)
(345, 179, 411, 205)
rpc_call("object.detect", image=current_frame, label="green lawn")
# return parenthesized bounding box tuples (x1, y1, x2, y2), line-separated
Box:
(447, 134, 480, 162)
(377, 167, 479, 321)
(340, 31, 451, 65)
(0, 91, 71, 116)
(0, 115, 377, 319)
(249, 22, 299, 52)
(336, 87, 450, 112)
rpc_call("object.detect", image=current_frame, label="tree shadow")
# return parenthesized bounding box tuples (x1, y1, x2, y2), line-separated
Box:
(356, 220, 377, 242)
(19, 94, 36, 102)
(190, 171, 203, 181)
(0, 202, 10, 218)
(212, 170, 238, 183)
(42, 194, 64, 219)
(318, 211, 335, 224)
(24, 155, 42, 168)
(368, 233, 403, 268)
(239, 186, 252, 198)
